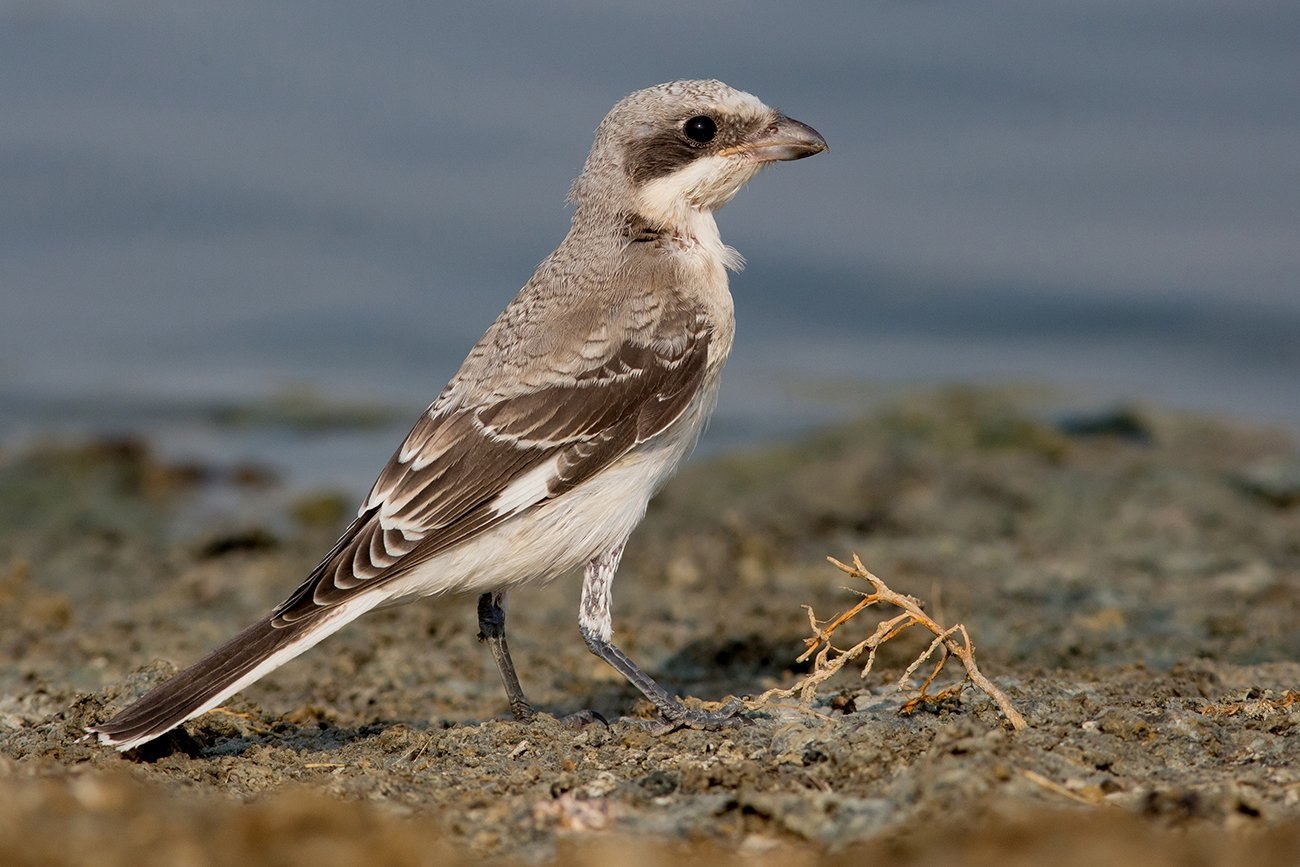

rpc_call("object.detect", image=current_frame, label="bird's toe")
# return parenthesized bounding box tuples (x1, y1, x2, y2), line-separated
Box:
(555, 709, 609, 730)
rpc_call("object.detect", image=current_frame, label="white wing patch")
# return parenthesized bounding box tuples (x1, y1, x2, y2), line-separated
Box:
(489, 454, 562, 516)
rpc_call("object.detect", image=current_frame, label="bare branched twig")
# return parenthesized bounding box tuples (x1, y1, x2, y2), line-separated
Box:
(1200, 690, 1299, 719)
(753, 554, 1027, 731)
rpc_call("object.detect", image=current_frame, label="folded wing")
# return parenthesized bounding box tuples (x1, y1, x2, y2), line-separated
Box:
(272, 307, 711, 623)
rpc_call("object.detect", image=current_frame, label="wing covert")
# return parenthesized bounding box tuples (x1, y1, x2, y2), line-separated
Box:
(272, 309, 711, 624)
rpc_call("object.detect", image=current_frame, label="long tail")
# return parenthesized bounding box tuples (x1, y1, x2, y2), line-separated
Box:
(87, 596, 380, 752)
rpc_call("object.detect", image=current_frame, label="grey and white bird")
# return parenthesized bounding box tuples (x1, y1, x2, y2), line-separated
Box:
(88, 79, 826, 752)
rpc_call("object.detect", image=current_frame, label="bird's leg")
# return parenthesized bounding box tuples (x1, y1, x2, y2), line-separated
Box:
(477, 591, 606, 728)
(476, 591, 537, 721)
(579, 545, 746, 730)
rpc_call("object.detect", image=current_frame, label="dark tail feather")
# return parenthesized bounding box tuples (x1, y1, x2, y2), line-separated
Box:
(87, 616, 318, 752)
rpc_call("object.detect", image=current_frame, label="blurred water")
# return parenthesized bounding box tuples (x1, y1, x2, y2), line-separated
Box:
(2, 1, 1297, 492)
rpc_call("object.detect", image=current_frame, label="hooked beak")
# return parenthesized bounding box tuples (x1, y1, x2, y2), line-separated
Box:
(720, 114, 828, 162)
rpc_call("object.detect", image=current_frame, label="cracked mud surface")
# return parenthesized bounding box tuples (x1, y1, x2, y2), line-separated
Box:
(2, 389, 1298, 865)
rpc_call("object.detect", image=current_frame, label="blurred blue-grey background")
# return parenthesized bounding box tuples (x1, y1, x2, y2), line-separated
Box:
(3, 1, 1298, 490)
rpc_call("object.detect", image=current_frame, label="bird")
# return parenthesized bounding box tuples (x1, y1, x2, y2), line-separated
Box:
(87, 79, 827, 752)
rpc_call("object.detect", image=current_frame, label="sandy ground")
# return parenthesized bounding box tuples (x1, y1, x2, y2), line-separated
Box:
(2, 388, 1298, 865)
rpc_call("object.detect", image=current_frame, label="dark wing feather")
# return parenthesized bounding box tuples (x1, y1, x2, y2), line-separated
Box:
(272, 309, 710, 624)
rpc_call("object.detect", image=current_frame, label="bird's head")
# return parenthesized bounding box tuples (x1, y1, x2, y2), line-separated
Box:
(569, 80, 827, 233)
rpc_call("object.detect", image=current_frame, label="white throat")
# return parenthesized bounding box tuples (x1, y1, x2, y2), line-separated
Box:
(635, 156, 749, 272)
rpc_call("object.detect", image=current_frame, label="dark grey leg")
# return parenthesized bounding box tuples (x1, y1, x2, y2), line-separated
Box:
(477, 591, 536, 721)
(579, 546, 746, 730)
(478, 590, 607, 727)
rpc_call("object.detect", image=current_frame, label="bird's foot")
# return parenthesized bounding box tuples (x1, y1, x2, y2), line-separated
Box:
(554, 709, 609, 730)
(510, 704, 608, 730)
(651, 697, 751, 734)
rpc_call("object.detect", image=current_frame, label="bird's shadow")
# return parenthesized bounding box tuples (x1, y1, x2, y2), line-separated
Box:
(120, 718, 420, 762)
(119, 630, 808, 762)
(655, 630, 812, 692)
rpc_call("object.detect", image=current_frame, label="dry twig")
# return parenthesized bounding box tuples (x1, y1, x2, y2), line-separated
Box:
(1200, 690, 1299, 719)
(1018, 768, 1104, 806)
(753, 554, 1027, 731)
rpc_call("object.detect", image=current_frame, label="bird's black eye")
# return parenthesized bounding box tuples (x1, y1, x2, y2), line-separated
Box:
(682, 115, 717, 144)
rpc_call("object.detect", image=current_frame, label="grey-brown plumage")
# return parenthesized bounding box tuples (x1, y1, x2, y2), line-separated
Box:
(88, 79, 826, 751)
